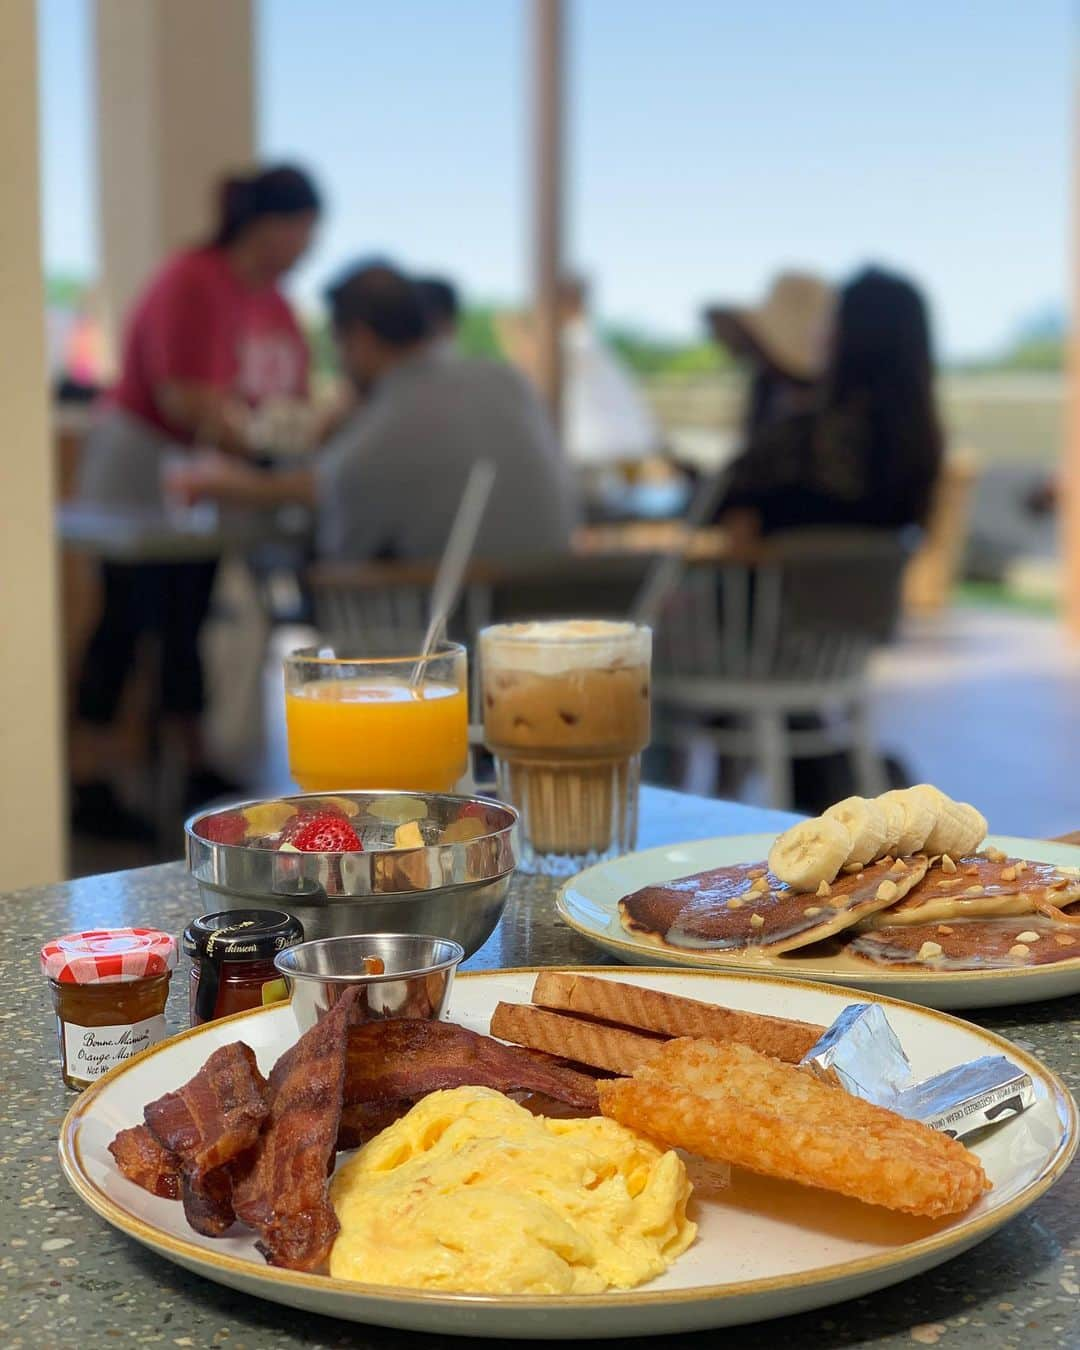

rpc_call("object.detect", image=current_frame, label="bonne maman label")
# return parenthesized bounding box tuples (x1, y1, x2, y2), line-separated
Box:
(64, 1015, 167, 1079)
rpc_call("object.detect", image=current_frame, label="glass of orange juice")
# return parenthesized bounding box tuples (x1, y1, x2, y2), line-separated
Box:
(284, 642, 469, 792)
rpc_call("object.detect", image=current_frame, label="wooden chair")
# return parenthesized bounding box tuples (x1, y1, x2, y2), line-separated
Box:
(652, 529, 911, 809)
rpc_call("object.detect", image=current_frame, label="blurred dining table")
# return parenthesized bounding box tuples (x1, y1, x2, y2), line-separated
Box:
(3, 785, 1077, 1350)
(57, 501, 313, 562)
(573, 520, 732, 559)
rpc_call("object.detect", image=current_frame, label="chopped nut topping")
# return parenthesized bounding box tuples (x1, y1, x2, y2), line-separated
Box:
(1015, 859, 1030, 874)
(937, 925, 954, 935)
(876, 879, 899, 903)
(804, 906, 823, 917)
(985, 847, 1007, 863)
(816, 880, 831, 897)
(749, 913, 765, 929)
(917, 941, 944, 961)
(890, 858, 908, 873)
(751, 876, 769, 893)
(1015, 930, 1041, 943)
(1008, 943, 1030, 958)
(879, 856, 894, 869)
(747, 868, 766, 880)
(842, 863, 864, 875)
(941, 854, 957, 874)
(964, 885, 985, 896)
(1053, 934, 1076, 947)
(727, 896, 745, 909)
(1000, 866, 1018, 883)
(937, 877, 961, 888)
(963, 865, 980, 876)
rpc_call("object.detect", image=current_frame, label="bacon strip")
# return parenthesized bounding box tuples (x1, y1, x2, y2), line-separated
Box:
(108, 1124, 181, 1199)
(232, 987, 360, 1270)
(144, 1042, 269, 1236)
(336, 1019, 599, 1146)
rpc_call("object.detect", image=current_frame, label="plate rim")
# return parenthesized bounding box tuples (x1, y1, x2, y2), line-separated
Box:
(59, 965, 1079, 1315)
(556, 834, 1080, 985)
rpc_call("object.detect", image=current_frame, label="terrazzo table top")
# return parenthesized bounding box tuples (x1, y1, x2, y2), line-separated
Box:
(2, 788, 1076, 1349)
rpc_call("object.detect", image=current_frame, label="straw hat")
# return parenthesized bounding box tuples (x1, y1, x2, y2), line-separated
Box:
(706, 272, 835, 381)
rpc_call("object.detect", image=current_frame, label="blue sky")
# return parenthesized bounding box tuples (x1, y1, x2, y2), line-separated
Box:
(39, 0, 1072, 357)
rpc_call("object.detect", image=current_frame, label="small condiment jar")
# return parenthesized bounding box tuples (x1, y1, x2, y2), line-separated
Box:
(40, 928, 178, 1090)
(183, 909, 303, 1026)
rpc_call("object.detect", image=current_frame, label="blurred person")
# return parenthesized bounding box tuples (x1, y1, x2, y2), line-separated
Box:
(708, 266, 943, 814)
(497, 275, 664, 468)
(72, 164, 321, 838)
(173, 261, 578, 563)
(715, 266, 943, 542)
(417, 275, 461, 348)
(705, 271, 833, 439)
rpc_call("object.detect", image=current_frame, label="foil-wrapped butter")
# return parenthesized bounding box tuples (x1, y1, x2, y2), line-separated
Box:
(896, 1055, 1036, 1138)
(801, 1003, 1035, 1140)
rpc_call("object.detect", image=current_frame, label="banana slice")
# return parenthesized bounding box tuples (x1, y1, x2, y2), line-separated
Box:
(878, 787, 938, 856)
(876, 793, 907, 856)
(950, 802, 988, 856)
(824, 796, 889, 866)
(768, 816, 853, 892)
(922, 793, 973, 857)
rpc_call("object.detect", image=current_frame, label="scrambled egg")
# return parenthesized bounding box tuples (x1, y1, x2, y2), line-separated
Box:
(328, 1086, 696, 1295)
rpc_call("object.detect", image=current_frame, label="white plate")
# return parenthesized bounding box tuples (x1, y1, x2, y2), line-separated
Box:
(557, 834, 1080, 1010)
(61, 968, 1076, 1339)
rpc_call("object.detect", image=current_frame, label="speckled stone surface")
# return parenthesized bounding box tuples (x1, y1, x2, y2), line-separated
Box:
(1, 788, 1076, 1348)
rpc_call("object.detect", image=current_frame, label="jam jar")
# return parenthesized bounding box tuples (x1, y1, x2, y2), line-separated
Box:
(183, 909, 303, 1025)
(40, 928, 177, 1090)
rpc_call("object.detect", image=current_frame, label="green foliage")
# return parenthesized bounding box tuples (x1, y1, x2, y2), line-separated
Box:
(45, 273, 88, 308)
(455, 306, 502, 360)
(605, 327, 730, 376)
(305, 316, 338, 377)
(994, 337, 1064, 372)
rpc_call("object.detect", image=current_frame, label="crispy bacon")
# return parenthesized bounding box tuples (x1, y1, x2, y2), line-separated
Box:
(232, 987, 360, 1271)
(143, 1041, 269, 1236)
(336, 1018, 600, 1146)
(108, 1124, 181, 1199)
(180, 1166, 237, 1236)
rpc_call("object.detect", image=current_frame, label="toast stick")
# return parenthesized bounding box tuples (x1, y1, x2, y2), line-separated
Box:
(489, 1003, 664, 1077)
(531, 971, 824, 1064)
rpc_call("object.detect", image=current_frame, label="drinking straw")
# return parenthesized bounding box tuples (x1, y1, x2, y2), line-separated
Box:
(630, 469, 729, 627)
(410, 459, 497, 689)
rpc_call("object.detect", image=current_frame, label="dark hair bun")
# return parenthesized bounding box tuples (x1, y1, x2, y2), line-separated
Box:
(212, 165, 320, 247)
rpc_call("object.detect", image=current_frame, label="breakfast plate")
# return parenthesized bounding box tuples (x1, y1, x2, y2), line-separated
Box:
(61, 968, 1076, 1338)
(558, 835, 1080, 1010)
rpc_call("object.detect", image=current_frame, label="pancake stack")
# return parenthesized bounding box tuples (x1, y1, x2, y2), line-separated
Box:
(619, 787, 1080, 970)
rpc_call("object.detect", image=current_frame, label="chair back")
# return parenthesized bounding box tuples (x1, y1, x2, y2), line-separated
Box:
(654, 528, 910, 687)
(309, 552, 655, 645)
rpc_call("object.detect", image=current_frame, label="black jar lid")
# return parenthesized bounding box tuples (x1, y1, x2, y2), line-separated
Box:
(183, 909, 304, 964)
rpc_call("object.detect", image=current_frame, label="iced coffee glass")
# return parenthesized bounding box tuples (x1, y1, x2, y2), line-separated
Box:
(480, 620, 651, 875)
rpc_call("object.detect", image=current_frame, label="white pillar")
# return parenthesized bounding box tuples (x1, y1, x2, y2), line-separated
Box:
(94, 0, 255, 360)
(530, 0, 565, 422)
(0, 1, 67, 886)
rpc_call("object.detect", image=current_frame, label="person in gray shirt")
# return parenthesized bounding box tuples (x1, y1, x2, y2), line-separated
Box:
(176, 261, 579, 563)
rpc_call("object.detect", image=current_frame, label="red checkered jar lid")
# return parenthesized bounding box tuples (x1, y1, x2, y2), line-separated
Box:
(40, 928, 178, 985)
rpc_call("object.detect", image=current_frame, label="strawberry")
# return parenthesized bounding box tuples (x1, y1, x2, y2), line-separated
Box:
(199, 811, 247, 846)
(287, 811, 363, 853)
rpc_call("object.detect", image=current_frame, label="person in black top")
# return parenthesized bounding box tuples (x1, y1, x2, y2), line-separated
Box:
(716, 267, 943, 543)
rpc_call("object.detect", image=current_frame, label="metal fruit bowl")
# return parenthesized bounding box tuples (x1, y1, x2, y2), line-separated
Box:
(185, 790, 518, 957)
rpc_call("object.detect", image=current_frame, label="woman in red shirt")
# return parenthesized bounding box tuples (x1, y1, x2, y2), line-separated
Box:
(74, 165, 320, 839)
